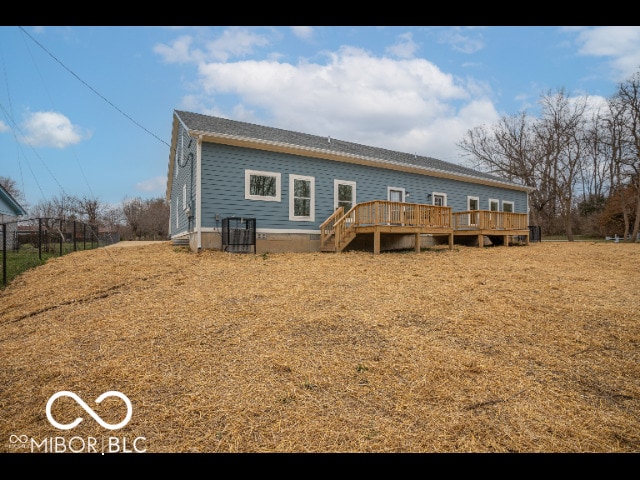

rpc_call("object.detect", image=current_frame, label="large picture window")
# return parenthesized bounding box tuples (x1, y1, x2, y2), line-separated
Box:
(245, 170, 281, 202)
(289, 174, 315, 221)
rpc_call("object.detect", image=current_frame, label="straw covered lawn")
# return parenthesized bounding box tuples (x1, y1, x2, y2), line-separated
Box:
(1, 240, 639, 453)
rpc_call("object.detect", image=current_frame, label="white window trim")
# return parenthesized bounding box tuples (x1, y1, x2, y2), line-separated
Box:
(245, 169, 281, 202)
(183, 184, 188, 210)
(467, 196, 480, 210)
(334, 179, 356, 211)
(489, 198, 499, 211)
(289, 174, 315, 221)
(387, 186, 405, 202)
(467, 196, 480, 226)
(432, 192, 447, 206)
(502, 200, 514, 212)
(175, 198, 179, 229)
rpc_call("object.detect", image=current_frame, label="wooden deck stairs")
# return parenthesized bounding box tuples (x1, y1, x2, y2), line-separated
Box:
(320, 201, 455, 254)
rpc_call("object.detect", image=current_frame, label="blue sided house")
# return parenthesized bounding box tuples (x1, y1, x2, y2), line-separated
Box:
(166, 110, 531, 254)
(0, 183, 28, 252)
(0, 184, 27, 223)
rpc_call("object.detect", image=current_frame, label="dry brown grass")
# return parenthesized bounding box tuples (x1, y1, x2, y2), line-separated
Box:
(1, 240, 639, 453)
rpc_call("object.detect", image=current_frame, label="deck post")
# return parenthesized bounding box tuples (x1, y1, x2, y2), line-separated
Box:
(374, 227, 380, 254)
(478, 234, 483, 247)
(415, 232, 420, 253)
(504, 235, 509, 247)
(448, 233, 453, 250)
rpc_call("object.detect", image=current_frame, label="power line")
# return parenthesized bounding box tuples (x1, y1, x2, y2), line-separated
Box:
(18, 26, 170, 148)
(0, 101, 68, 200)
(18, 28, 97, 201)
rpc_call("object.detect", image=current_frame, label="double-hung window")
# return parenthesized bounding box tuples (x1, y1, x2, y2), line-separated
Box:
(289, 174, 315, 221)
(334, 180, 356, 213)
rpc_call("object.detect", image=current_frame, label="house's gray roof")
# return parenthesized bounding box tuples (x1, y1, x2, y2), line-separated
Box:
(174, 110, 520, 187)
(0, 184, 27, 217)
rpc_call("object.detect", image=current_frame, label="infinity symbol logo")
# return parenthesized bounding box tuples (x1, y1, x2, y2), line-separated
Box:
(46, 391, 132, 430)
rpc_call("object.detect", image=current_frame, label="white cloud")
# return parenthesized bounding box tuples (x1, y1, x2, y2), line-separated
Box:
(155, 28, 270, 64)
(191, 44, 497, 162)
(572, 26, 640, 81)
(203, 28, 270, 62)
(136, 176, 166, 193)
(0, 120, 9, 133)
(153, 35, 198, 64)
(386, 32, 419, 59)
(18, 111, 89, 148)
(437, 28, 485, 54)
(290, 26, 313, 40)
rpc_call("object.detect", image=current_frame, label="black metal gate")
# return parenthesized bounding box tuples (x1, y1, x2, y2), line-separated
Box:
(222, 217, 256, 253)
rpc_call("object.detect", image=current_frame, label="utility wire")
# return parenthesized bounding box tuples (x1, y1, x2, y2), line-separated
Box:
(18, 28, 97, 201)
(18, 26, 170, 148)
(0, 101, 68, 198)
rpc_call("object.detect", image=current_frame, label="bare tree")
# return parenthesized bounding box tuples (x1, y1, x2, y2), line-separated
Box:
(121, 196, 170, 240)
(74, 194, 106, 225)
(600, 94, 633, 238)
(0, 176, 23, 202)
(575, 106, 610, 234)
(140, 198, 170, 240)
(458, 111, 551, 230)
(610, 70, 640, 242)
(101, 205, 125, 232)
(535, 89, 589, 241)
(122, 197, 145, 240)
(30, 193, 77, 229)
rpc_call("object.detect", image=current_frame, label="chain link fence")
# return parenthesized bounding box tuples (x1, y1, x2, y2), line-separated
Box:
(1, 217, 119, 287)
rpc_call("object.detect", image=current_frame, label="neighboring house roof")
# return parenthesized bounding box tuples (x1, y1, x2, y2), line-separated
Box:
(168, 110, 530, 199)
(0, 184, 27, 217)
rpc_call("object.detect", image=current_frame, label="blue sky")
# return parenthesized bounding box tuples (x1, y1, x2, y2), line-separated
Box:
(1, 26, 639, 210)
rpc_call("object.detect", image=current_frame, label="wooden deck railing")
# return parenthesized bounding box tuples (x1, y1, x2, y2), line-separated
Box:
(451, 210, 529, 231)
(319, 206, 344, 250)
(353, 201, 451, 228)
(322, 201, 452, 252)
(321, 204, 530, 252)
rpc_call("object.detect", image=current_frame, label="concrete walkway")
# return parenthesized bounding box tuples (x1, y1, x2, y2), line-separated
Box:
(105, 241, 169, 248)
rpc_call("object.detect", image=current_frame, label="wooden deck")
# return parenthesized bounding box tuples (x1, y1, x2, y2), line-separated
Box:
(452, 210, 530, 247)
(320, 201, 529, 254)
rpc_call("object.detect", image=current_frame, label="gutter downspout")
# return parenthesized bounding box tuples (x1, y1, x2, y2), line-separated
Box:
(196, 135, 203, 252)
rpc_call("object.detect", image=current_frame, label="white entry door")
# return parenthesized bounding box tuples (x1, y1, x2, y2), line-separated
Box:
(389, 189, 403, 203)
(388, 188, 404, 224)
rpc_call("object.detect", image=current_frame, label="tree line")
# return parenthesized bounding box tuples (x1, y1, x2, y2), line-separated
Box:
(0, 176, 169, 241)
(458, 69, 640, 242)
